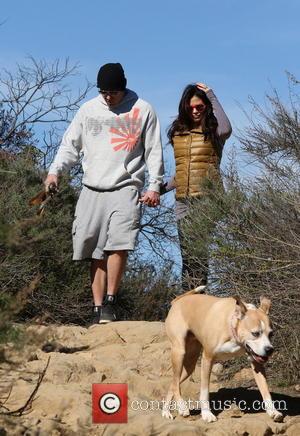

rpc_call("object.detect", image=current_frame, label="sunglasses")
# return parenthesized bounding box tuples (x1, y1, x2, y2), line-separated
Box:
(190, 104, 206, 111)
(100, 90, 121, 96)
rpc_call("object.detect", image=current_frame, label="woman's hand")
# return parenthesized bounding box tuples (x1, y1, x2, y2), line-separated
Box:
(196, 83, 211, 93)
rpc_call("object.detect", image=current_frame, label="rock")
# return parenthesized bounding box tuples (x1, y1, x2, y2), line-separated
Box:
(212, 363, 224, 375)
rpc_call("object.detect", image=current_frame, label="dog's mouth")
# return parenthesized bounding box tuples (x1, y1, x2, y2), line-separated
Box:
(245, 344, 269, 364)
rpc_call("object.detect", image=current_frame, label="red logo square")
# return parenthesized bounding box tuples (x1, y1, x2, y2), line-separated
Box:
(92, 383, 128, 424)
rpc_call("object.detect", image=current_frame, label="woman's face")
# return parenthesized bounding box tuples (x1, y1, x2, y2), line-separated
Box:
(189, 95, 207, 124)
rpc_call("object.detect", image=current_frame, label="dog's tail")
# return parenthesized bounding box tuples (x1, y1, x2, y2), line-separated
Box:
(171, 285, 206, 304)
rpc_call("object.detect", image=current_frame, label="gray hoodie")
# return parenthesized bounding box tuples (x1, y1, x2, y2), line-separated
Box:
(48, 89, 164, 192)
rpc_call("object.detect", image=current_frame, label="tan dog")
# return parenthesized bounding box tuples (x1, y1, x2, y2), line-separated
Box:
(162, 286, 283, 422)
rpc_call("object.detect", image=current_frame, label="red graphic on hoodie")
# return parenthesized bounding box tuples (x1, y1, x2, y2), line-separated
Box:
(110, 108, 142, 152)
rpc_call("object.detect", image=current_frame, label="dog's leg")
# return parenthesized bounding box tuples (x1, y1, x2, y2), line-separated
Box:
(251, 361, 283, 422)
(180, 337, 201, 384)
(162, 337, 188, 419)
(199, 352, 216, 422)
(174, 337, 202, 417)
(162, 384, 175, 420)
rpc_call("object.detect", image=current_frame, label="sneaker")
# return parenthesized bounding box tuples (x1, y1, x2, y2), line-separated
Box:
(100, 295, 117, 323)
(91, 305, 102, 324)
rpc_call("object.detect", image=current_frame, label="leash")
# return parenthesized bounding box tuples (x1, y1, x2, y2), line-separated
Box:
(29, 183, 58, 216)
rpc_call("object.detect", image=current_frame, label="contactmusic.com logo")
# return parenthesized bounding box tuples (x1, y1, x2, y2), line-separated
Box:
(92, 383, 128, 424)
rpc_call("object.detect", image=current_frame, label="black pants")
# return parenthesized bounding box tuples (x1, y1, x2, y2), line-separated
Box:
(177, 221, 208, 291)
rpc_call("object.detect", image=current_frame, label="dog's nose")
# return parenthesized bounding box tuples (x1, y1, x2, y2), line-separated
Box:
(265, 346, 274, 356)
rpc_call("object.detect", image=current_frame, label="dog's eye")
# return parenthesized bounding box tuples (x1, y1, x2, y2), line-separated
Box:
(252, 331, 260, 338)
(268, 331, 274, 339)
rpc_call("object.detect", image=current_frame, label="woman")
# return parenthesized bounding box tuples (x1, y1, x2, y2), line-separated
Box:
(166, 83, 232, 288)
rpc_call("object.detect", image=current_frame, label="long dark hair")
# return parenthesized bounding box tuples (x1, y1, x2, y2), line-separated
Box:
(167, 84, 219, 149)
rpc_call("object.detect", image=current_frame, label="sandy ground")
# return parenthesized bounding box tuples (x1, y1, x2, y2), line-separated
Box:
(0, 321, 299, 435)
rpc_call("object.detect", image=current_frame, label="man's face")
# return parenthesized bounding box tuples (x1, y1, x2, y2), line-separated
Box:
(100, 90, 125, 108)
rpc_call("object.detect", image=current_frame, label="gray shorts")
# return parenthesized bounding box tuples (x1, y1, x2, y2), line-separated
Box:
(72, 186, 141, 260)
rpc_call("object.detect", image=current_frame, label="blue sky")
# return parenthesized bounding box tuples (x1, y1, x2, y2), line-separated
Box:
(1, 0, 299, 177)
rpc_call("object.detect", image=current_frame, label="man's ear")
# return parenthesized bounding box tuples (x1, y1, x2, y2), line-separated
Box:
(259, 296, 271, 315)
(233, 296, 247, 320)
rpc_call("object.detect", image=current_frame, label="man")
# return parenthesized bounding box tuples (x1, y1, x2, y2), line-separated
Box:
(45, 63, 163, 324)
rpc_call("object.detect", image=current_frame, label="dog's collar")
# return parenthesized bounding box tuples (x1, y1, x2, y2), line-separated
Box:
(230, 314, 243, 345)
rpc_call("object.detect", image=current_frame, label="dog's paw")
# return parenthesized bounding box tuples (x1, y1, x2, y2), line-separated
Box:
(162, 409, 174, 420)
(201, 410, 217, 423)
(268, 409, 283, 422)
(177, 399, 190, 417)
(178, 407, 190, 417)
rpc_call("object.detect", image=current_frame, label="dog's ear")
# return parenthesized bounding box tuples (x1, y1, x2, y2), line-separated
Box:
(233, 296, 247, 320)
(259, 296, 271, 314)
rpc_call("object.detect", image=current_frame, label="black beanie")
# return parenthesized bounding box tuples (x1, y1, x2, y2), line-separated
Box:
(97, 63, 127, 91)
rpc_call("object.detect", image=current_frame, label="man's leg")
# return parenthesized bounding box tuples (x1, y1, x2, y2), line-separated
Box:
(100, 250, 128, 323)
(91, 258, 107, 305)
(90, 258, 107, 324)
(100, 187, 140, 323)
(106, 250, 128, 296)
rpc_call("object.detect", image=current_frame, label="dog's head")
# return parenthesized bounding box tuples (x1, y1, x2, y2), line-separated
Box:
(233, 296, 274, 364)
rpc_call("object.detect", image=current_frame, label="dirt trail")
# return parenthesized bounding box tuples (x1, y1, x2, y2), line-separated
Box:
(0, 321, 299, 435)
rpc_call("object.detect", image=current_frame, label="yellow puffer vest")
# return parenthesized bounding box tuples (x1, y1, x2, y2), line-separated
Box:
(173, 130, 220, 199)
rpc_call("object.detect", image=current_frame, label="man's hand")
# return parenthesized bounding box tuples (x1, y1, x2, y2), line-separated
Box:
(196, 82, 211, 93)
(139, 190, 160, 207)
(44, 174, 58, 193)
